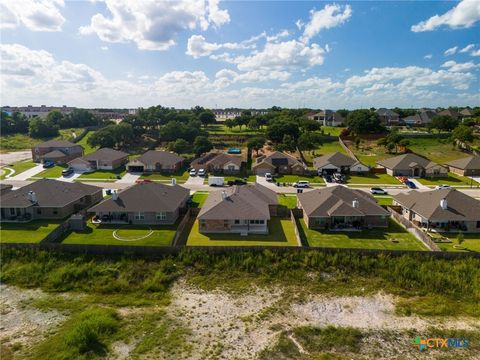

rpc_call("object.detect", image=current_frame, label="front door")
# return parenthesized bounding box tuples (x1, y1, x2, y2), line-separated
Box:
(413, 168, 420, 177)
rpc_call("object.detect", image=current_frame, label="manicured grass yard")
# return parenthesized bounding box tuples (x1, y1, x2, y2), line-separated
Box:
(303, 140, 348, 166)
(191, 192, 209, 208)
(186, 218, 299, 246)
(207, 124, 264, 135)
(345, 173, 401, 185)
(373, 196, 393, 206)
(75, 131, 98, 154)
(78, 167, 126, 181)
(0, 220, 62, 243)
(60, 222, 176, 246)
(299, 218, 427, 250)
(34, 164, 67, 179)
(222, 175, 257, 183)
(141, 170, 190, 183)
(431, 233, 480, 252)
(278, 194, 298, 209)
(273, 174, 325, 185)
(417, 172, 479, 187)
(322, 126, 346, 137)
(0, 160, 37, 179)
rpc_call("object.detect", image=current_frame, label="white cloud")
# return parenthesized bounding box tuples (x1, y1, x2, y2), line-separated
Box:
(79, 0, 230, 51)
(411, 0, 480, 32)
(460, 44, 475, 53)
(186, 34, 255, 58)
(472, 49, 480, 57)
(441, 60, 479, 72)
(424, 54, 433, 59)
(100, 46, 109, 51)
(300, 4, 352, 43)
(1, 0, 65, 32)
(214, 68, 290, 87)
(444, 46, 458, 56)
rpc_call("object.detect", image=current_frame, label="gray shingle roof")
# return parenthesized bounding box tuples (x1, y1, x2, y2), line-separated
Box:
(254, 151, 306, 169)
(445, 156, 480, 170)
(82, 148, 128, 162)
(198, 183, 278, 220)
(377, 153, 443, 170)
(191, 152, 243, 168)
(298, 186, 388, 217)
(0, 179, 101, 208)
(313, 152, 356, 169)
(35, 140, 80, 148)
(135, 150, 184, 167)
(43, 150, 68, 158)
(376, 108, 399, 117)
(89, 182, 189, 213)
(393, 188, 480, 221)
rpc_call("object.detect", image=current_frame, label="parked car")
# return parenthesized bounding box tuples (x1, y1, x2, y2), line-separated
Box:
(62, 167, 74, 177)
(198, 169, 206, 177)
(405, 180, 416, 189)
(324, 174, 333, 183)
(227, 178, 247, 186)
(435, 184, 451, 190)
(189, 169, 197, 176)
(42, 160, 54, 168)
(333, 173, 345, 183)
(293, 180, 310, 188)
(370, 187, 388, 195)
(265, 173, 273, 182)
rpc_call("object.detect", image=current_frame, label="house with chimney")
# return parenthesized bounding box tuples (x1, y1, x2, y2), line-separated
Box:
(393, 188, 480, 232)
(0, 179, 102, 222)
(197, 184, 278, 234)
(32, 140, 84, 164)
(297, 186, 389, 230)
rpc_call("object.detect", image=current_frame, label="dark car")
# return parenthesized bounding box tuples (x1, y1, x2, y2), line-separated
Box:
(405, 181, 416, 189)
(324, 175, 333, 183)
(43, 160, 54, 168)
(61, 167, 74, 176)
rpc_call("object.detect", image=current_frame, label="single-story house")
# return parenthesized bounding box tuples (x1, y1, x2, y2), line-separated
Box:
(190, 152, 244, 174)
(459, 108, 474, 119)
(198, 183, 278, 234)
(437, 109, 460, 120)
(377, 153, 448, 178)
(126, 150, 185, 173)
(376, 108, 400, 125)
(88, 182, 189, 225)
(393, 188, 480, 233)
(0, 179, 102, 222)
(313, 152, 369, 175)
(402, 109, 437, 126)
(252, 151, 308, 176)
(68, 148, 129, 172)
(445, 156, 480, 177)
(32, 140, 84, 164)
(297, 186, 389, 230)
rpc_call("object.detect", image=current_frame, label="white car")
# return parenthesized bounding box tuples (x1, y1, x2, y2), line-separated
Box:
(370, 187, 388, 195)
(435, 184, 451, 190)
(189, 169, 197, 176)
(293, 180, 310, 188)
(265, 173, 273, 182)
(198, 168, 207, 177)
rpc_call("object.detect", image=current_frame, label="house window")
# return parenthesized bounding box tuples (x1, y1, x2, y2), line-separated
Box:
(156, 212, 166, 220)
(37, 209, 42, 215)
(53, 210, 58, 215)
(477, 221, 480, 228)
(250, 220, 255, 224)
(234, 219, 240, 224)
(9, 208, 15, 215)
(224, 220, 229, 227)
(200, 219, 206, 226)
(134, 212, 145, 220)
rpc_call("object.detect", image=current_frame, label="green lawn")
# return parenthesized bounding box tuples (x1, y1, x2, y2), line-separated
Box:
(222, 175, 257, 183)
(431, 233, 480, 252)
(0, 160, 37, 179)
(322, 126, 346, 137)
(278, 194, 298, 209)
(34, 164, 67, 179)
(373, 196, 393, 206)
(299, 219, 428, 250)
(417, 172, 479, 187)
(186, 218, 299, 246)
(273, 174, 325, 185)
(408, 136, 480, 164)
(345, 173, 402, 185)
(0, 220, 62, 243)
(75, 131, 98, 154)
(191, 192, 209, 208)
(303, 140, 347, 166)
(207, 124, 264, 135)
(78, 167, 126, 180)
(140, 169, 190, 183)
(60, 222, 176, 246)
(0, 128, 82, 152)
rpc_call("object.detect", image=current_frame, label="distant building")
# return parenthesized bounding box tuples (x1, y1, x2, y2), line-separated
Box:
(190, 152, 244, 174)
(32, 140, 84, 164)
(307, 110, 344, 126)
(437, 109, 460, 120)
(376, 108, 400, 126)
(2, 105, 75, 119)
(313, 152, 369, 175)
(68, 148, 129, 173)
(402, 109, 437, 126)
(212, 109, 268, 122)
(126, 150, 184, 173)
(252, 151, 308, 176)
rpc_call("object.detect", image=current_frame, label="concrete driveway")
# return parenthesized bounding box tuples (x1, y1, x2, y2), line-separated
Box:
(8, 164, 45, 181)
(57, 172, 83, 182)
(407, 178, 429, 190)
(184, 175, 205, 186)
(115, 172, 142, 184)
(0, 151, 32, 166)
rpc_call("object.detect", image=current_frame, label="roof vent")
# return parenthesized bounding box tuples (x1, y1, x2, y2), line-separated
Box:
(112, 190, 118, 201)
(440, 198, 448, 210)
(221, 190, 228, 200)
(27, 191, 37, 204)
(352, 199, 359, 208)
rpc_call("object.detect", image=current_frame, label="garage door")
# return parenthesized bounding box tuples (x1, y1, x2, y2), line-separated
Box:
(255, 168, 270, 176)
(128, 165, 144, 173)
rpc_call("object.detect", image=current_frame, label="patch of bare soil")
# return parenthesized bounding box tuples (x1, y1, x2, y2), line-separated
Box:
(167, 280, 480, 360)
(0, 285, 66, 355)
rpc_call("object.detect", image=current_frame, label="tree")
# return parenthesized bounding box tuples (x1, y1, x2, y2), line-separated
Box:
(247, 118, 259, 130)
(198, 111, 216, 128)
(29, 118, 59, 138)
(266, 120, 300, 143)
(246, 136, 265, 154)
(193, 136, 213, 155)
(355, 136, 361, 149)
(429, 115, 459, 133)
(297, 132, 322, 151)
(452, 125, 474, 143)
(398, 138, 410, 150)
(235, 116, 248, 130)
(168, 139, 190, 154)
(46, 110, 64, 127)
(281, 134, 296, 151)
(457, 232, 464, 246)
(87, 123, 133, 149)
(68, 109, 98, 128)
(0, 111, 28, 134)
(346, 110, 383, 134)
(224, 118, 235, 130)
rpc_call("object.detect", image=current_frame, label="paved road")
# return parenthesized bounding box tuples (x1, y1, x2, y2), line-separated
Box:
(0, 151, 32, 166)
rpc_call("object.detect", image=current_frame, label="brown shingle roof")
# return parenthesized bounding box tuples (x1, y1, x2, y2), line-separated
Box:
(377, 153, 443, 170)
(89, 182, 189, 213)
(445, 156, 480, 170)
(313, 152, 356, 169)
(298, 186, 388, 217)
(43, 150, 68, 158)
(254, 151, 306, 169)
(198, 183, 278, 220)
(82, 148, 128, 162)
(393, 188, 480, 221)
(35, 140, 79, 148)
(135, 151, 184, 167)
(0, 179, 101, 208)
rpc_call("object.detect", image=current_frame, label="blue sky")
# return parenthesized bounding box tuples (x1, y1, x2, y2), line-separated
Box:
(1, 0, 479, 109)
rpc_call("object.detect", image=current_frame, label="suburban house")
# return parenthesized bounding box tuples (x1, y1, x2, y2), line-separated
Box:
(298, 186, 389, 230)
(32, 140, 84, 164)
(402, 109, 437, 126)
(0, 184, 13, 195)
(393, 188, 480, 232)
(437, 109, 460, 120)
(308, 110, 344, 126)
(376, 108, 400, 125)
(377, 153, 448, 178)
(126, 150, 184, 173)
(190, 152, 244, 174)
(68, 148, 129, 172)
(0, 179, 102, 222)
(445, 156, 480, 177)
(88, 182, 189, 225)
(313, 152, 369, 175)
(252, 151, 308, 175)
(459, 108, 474, 119)
(197, 184, 278, 234)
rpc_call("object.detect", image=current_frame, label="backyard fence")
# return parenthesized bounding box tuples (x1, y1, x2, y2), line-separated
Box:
(338, 137, 359, 161)
(172, 208, 198, 246)
(40, 221, 70, 244)
(290, 210, 302, 246)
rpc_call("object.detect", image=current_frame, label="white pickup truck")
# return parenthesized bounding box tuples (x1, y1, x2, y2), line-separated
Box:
(208, 176, 224, 187)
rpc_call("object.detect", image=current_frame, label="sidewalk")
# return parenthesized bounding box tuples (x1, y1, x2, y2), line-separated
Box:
(8, 164, 44, 181)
